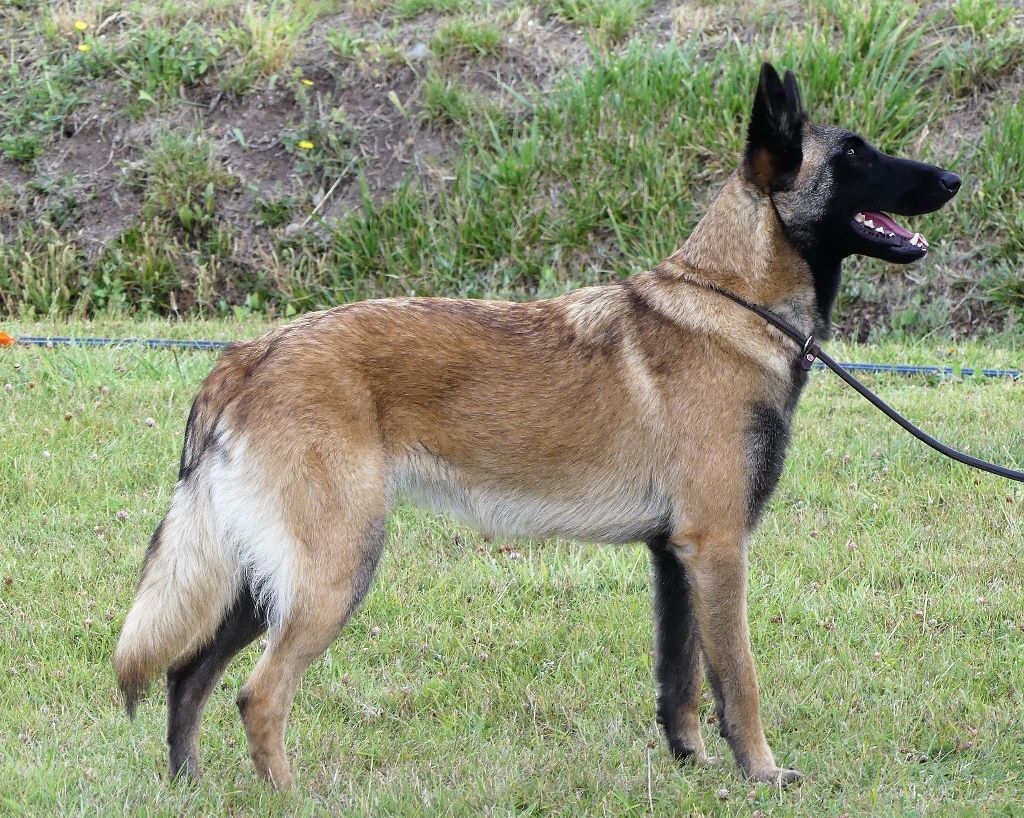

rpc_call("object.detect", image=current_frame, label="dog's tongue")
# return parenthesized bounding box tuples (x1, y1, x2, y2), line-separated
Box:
(863, 211, 913, 239)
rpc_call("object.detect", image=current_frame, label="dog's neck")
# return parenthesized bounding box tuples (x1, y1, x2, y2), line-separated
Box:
(658, 172, 826, 335)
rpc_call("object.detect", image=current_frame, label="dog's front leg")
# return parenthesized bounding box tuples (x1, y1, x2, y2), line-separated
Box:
(648, 540, 707, 764)
(674, 532, 801, 786)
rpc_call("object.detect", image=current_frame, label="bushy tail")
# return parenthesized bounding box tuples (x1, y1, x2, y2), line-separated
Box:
(114, 345, 256, 717)
(114, 476, 238, 717)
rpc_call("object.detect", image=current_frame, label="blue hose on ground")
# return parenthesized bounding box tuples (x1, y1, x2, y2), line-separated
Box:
(11, 335, 232, 352)
(3, 334, 1021, 379)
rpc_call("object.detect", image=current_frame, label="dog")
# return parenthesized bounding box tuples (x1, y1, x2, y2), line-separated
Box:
(115, 63, 960, 788)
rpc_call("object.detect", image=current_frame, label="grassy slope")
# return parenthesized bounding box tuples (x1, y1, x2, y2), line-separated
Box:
(1, 326, 1022, 815)
(1, 0, 1023, 337)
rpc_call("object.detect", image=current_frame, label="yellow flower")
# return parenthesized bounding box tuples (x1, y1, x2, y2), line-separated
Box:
(297, 140, 314, 150)
(74, 20, 88, 31)
(301, 78, 313, 86)
(78, 43, 91, 52)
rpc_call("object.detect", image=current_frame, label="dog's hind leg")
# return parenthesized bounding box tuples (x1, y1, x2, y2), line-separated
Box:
(166, 585, 266, 780)
(648, 538, 707, 764)
(236, 512, 386, 790)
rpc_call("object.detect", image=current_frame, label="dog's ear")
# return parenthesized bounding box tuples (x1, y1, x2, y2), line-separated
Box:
(745, 62, 806, 192)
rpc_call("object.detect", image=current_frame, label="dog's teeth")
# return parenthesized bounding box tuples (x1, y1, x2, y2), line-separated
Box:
(886, 231, 894, 237)
(874, 226, 884, 233)
(854, 213, 866, 223)
(863, 219, 875, 228)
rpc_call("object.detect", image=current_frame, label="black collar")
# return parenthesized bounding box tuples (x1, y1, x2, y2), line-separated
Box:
(681, 275, 1024, 483)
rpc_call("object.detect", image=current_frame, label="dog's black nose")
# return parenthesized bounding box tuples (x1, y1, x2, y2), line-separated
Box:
(940, 171, 961, 195)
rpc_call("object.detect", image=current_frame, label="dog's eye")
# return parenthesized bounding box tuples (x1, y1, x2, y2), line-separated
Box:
(846, 146, 857, 155)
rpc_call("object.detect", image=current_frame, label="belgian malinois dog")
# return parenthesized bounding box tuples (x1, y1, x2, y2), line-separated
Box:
(115, 63, 961, 788)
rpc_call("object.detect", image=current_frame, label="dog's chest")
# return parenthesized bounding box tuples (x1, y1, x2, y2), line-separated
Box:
(744, 364, 808, 526)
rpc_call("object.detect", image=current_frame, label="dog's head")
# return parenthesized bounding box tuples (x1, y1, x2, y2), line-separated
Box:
(744, 62, 960, 269)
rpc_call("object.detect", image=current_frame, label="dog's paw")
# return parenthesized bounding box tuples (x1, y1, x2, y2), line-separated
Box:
(668, 743, 701, 763)
(747, 766, 803, 787)
(667, 737, 710, 766)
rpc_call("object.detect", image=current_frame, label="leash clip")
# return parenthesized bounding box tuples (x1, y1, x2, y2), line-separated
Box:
(800, 335, 819, 371)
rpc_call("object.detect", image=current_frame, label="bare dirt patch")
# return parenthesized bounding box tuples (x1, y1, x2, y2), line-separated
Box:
(0, 4, 588, 256)
(2, 1, 1022, 334)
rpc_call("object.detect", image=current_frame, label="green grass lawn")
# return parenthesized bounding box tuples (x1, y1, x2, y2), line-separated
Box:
(1, 321, 1022, 814)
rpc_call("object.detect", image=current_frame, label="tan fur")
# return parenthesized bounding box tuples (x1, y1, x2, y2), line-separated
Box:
(115, 159, 822, 785)
(113, 352, 253, 706)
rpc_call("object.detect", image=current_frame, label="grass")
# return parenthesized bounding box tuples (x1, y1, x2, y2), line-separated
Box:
(0, 48, 94, 163)
(2, 5, 1022, 810)
(112, 23, 223, 109)
(1, 0, 1023, 335)
(971, 99, 1024, 262)
(280, 90, 361, 182)
(390, 0, 472, 20)
(431, 18, 504, 60)
(223, 0, 318, 93)
(421, 72, 477, 126)
(1, 321, 1023, 814)
(954, 0, 1016, 32)
(325, 27, 368, 62)
(134, 132, 236, 231)
(544, 0, 654, 45)
(297, 20, 987, 305)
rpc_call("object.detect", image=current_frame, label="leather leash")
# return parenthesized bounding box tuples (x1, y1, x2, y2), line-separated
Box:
(690, 278, 1024, 483)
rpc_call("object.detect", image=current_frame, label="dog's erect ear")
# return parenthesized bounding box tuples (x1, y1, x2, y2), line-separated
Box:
(745, 62, 806, 192)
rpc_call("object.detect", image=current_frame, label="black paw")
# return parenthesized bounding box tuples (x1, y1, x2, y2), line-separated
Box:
(667, 738, 700, 762)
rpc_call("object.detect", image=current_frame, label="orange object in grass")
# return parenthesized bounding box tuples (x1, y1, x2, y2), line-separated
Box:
(0, 332, 15, 346)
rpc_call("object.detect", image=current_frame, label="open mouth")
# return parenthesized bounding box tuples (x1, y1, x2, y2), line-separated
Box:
(851, 211, 929, 252)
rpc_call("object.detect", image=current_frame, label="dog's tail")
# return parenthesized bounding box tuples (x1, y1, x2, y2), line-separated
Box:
(114, 349, 251, 718)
